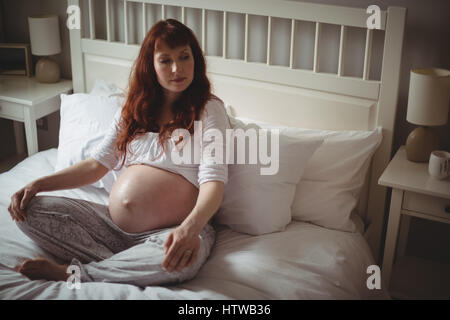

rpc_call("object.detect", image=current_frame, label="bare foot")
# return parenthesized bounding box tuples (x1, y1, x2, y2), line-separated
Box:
(16, 258, 69, 282)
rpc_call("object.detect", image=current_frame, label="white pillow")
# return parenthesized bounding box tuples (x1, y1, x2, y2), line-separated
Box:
(232, 115, 382, 232)
(55, 92, 125, 191)
(214, 117, 323, 235)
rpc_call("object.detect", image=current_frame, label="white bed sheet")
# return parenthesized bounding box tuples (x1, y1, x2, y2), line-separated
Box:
(0, 149, 389, 299)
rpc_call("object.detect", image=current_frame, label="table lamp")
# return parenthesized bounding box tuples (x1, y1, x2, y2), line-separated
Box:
(405, 68, 450, 162)
(28, 14, 61, 83)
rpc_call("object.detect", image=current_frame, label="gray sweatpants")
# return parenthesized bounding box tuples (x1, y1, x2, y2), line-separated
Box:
(15, 195, 215, 287)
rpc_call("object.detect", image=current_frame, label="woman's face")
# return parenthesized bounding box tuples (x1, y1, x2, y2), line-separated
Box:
(153, 39, 195, 101)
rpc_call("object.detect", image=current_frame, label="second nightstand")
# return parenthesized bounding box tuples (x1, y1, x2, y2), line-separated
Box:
(0, 76, 73, 156)
(379, 146, 450, 299)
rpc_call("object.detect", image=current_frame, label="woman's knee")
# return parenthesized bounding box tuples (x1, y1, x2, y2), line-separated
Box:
(25, 195, 71, 215)
(20, 196, 51, 221)
(16, 196, 68, 230)
(14, 196, 43, 226)
(14, 197, 45, 238)
(23, 195, 43, 214)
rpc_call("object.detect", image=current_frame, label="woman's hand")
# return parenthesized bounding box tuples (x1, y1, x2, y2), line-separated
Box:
(163, 225, 201, 273)
(162, 181, 224, 273)
(8, 182, 40, 222)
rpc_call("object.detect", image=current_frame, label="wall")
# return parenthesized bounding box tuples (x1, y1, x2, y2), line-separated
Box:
(1, 0, 450, 263)
(1, 0, 71, 152)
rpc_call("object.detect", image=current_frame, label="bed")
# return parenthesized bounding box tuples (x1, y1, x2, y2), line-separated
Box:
(0, 0, 406, 299)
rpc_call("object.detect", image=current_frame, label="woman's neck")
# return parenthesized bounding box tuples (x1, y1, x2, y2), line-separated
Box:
(158, 101, 175, 129)
(162, 89, 182, 108)
(158, 89, 181, 128)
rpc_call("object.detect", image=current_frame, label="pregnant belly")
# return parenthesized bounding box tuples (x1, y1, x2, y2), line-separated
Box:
(108, 165, 199, 233)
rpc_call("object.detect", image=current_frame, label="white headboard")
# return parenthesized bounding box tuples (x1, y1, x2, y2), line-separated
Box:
(68, 0, 406, 263)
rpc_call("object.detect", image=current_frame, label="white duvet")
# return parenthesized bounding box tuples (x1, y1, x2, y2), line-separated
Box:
(0, 149, 389, 299)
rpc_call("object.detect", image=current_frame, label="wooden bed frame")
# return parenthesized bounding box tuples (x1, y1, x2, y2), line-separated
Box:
(67, 0, 406, 263)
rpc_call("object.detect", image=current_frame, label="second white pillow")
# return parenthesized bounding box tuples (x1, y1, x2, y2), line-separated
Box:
(214, 117, 323, 235)
(230, 115, 382, 232)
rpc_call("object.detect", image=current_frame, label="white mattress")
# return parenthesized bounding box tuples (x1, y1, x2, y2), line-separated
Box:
(0, 149, 389, 299)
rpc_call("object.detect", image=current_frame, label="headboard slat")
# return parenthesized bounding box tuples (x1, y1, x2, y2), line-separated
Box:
(201, 8, 206, 51)
(142, 2, 147, 38)
(222, 11, 227, 59)
(181, 6, 186, 24)
(88, 0, 95, 39)
(313, 22, 321, 73)
(244, 14, 249, 62)
(338, 25, 347, 76)
(106, 0, 111, 42)
(363, 29, 374, 80)
(289, 19, 295, 69)
(123, 0, 128, 44)
(266, 16, 272, 65)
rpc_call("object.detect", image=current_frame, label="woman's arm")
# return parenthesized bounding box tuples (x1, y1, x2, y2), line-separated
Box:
(162, 180, 224, 272)
(8, 158, 109, 221)
(180, 181, 224, 234)
(162, 99, 230, 272)
(34, 157, 109, 192)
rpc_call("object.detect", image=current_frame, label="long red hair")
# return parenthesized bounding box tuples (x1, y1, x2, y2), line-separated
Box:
(115, 19, 214, 169)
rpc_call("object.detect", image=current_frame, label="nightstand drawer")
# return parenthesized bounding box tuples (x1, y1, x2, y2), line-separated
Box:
(403, 191, 450, 220)
(0, 100, 24, 120)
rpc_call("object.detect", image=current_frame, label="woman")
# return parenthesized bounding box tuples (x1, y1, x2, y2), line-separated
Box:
(7, 19, 230, 287)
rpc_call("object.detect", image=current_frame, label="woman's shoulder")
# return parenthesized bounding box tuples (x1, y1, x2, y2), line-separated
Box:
(200, 96, 231, 129)
(201, 96, 227, 119)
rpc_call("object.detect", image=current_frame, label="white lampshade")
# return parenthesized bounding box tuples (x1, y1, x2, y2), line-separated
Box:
(407, 68, 450, 126)
(28, 14, 61, 56)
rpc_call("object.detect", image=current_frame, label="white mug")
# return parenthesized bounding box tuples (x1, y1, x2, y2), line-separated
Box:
(428, 150, 450, 180)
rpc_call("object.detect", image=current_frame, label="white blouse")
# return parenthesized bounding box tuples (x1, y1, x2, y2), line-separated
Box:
(90, 98, 231, 189)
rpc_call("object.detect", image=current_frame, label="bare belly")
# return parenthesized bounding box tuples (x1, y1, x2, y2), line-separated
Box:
(109, 165, 199, 233)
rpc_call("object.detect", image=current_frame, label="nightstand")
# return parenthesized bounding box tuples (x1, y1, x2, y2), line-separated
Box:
(379, 146, 450, 299)
(0, 76, 73, 156)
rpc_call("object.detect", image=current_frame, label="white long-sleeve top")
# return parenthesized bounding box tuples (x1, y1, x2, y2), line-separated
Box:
(90, 98, 231, 189)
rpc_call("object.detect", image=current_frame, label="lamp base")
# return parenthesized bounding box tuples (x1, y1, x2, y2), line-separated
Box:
(405, 126, 439, 162)
(35, 57, 60, 83)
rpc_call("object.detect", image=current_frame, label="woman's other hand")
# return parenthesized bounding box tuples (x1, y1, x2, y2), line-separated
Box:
(8, 182, 40, 222)
(163, 225, 201, 273)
